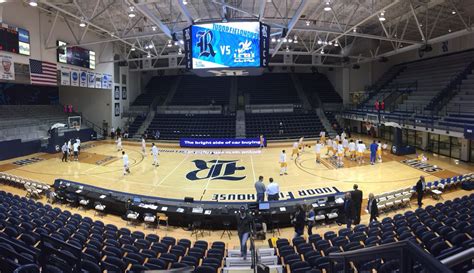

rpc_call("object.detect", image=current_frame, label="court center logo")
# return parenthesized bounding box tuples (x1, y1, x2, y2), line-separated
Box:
(186, 159, 246, 181)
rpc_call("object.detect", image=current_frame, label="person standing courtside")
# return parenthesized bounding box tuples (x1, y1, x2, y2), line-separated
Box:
(306, 205, 315, 235)
(367, 193, 378, 222)
(267, 178, 280, 201)
(416, 176, 426, 208)
(61, 142, 68, 162)
(236, 206, 252, 260)
(343, 192, 354, 229)
(293, 205, 306, 238)
(151, 143, 159, 167)
(351, 184, 363, 225)
(254, 176, 266, 202)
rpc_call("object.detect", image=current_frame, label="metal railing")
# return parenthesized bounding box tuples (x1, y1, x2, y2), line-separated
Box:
(328, 241, 452, 273)
(358, 65, 406, 107)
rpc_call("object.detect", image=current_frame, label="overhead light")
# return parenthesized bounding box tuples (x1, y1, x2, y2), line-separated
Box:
(174, 41, 179, 46)
(167, 40, 172, 47)
(283, 38, 287, 43)
(328, 41, 333, 46)
(182, 0, 188, 4)
(317, 40, 322, 45)
(353, 27, 357, 33)
(271, 37, 276, 43)
(288, 38, 293, 43)
(323, 41, 328, 45)
(321, 50, 325, 54)
(379, 11, 386, 21)
(147, 52, 151, 58)
(324, 1, 331, 11)
(448, 28, 452, 33)
(266, 0, 272, 3)
(128, 6, 136, 18)
(305, 20, 310, 26)
(451, 10, 456, 15)
(277, 38, 281, 42)
(131, 46, 136, 51)
(179, 39, 184, 45)
(419, 23, 423, 27)
(293, 36, 298, 43)
(29, 0, 38, 7)
(334, 42, 339, 47)
(285, 45, 290, 52)
(79, 19, 86, 28)
(152, 26, 157, 31)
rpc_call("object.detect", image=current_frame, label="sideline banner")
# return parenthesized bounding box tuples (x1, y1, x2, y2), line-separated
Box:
(0, 54, 15, 81)
(180, 138, 265, 148)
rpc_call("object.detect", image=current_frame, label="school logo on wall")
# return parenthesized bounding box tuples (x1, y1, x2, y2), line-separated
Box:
(186, 159, 246, 181)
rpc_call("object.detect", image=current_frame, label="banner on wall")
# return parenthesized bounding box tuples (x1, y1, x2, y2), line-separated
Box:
(79, 71, 87, 87)
(102, 74, 112, 89)
(95, 73, 102, 89)
(88, 72, 95, 88)
(70, 69, 79, 86)
(0, 54, 15, 81)
(60, 67, 70, 86)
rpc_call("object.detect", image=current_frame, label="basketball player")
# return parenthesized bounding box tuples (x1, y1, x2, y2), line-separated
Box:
(279, 150, 288, 176)
(291, 141, 299, 160)
(116, 136, 123, 151)
(337, 141, 344, 168)
(259, 135, 265, 149)
(61, 142, 68, 162)
(377, 140, 383, 163)
(122, 151, 130, 175)
(151, 143, 159, 167)
(67, 139, 72, 159)
(348, 139, 356, 161)
(141, 136, 146, 155)
(326, 138, 333, 156)
(341, 130, 347, 141)
(335, 134, 340, 142)
(298, 137, 305, 152)
(72, 141, 79, 161)
(332, 139, 338, 158)
(342, 137, 349, 157)
(357, 140, 366, 164)
(382, 142, 388, 153)
(76, 137, 81, 155)
(314, 140, 322, 164)
(319, 131, 326, 144)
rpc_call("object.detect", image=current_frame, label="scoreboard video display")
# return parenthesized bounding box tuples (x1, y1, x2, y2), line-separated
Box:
(183, 22, 270, 70)
(0, 22, 30, 55)
(57, 40, 96, 70)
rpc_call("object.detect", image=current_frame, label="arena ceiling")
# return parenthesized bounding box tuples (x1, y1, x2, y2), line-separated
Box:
(23, 0, 474, 69)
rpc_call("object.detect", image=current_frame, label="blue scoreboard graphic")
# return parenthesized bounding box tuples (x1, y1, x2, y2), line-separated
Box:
(186, 22, 266, 69)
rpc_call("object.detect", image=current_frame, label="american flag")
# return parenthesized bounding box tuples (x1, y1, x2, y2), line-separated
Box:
(29, 59, 57, 86)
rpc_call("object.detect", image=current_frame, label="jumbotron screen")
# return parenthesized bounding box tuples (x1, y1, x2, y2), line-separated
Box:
(57, 40, 96, 70)
(0, 22, 30, 55)
(184, 22, 270, 70)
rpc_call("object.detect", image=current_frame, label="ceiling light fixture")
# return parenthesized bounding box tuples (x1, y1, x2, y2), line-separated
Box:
(152, 26, 157, 31)
(324, 1, 331, 11)
(183, 0, 188, 4)
(293, 35, 298, 43)
(321, 50, 325, 54)
(179, 39, 184, 45)
(451, 10, 456, 15)
(306, 20, 310, 26)
(448, 28, 452, 33)
(147, 52, 151, 58)
(178, 48, 183, 55)
(277, 38, 281, 42)
(29, 0, 38, 7)
(283, 38, 288, 43)
(131, 47, 136, 51)
(379, 11, 386, 21)
(317, 40, 322, 45)
(271, 37, 276, 43)
(334, 42, 339, 47)
(328, 41, 333, 46)
(285, 45, 290, 52)
(353, 27, 357, 33)
(288, 38, 293, 43)
(79, 19, 86, 28)
(128, 6, 136, 18)
(167, 40, 172, 47)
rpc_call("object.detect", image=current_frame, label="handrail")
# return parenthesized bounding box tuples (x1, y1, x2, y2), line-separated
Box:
(441, 248, 474, 268)
(358, 65, 406, 107)
(328, 241, 452, 273)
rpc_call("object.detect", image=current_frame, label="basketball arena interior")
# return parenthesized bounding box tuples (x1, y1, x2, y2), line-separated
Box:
(1, 0, 474, 272)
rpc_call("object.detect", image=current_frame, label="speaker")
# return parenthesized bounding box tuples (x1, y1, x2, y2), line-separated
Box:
(184, 197, 194, 203)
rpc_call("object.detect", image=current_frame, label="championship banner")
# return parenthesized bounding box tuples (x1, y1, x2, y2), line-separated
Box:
(102, 74, 109, 89)
(182, 26, 192, 69)
(95, 73, 102, 89)
(180, 138, 265, 148)
(79, 71, 87, 87)
(70, 69, 79, 86)
(87, 72, 95, 88)
(259, 23, 270, 67)
(0, 54, 15, 81)
(60, 66, 70, 86)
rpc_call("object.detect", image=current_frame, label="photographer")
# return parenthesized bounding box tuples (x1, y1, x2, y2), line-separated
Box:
(236, 206, 252, 260)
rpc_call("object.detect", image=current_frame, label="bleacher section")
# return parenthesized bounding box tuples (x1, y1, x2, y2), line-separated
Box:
(445, 72, 474, 114)
(238, 74, 301, 105)
(0, 105, 68, 141)
(146, 114, 236, 139)
(387, 51, 474, 112)
(170, 76, 230, 105)
(297, 74, 342, 104)
(132, 76, 177, 106)
(246, 112, 323, 139)
(127, 115, 146, 137)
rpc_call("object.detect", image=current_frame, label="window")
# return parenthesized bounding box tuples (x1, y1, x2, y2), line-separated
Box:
(450, 137, 461, 159)
(439, 135, 450, 157)
(428, 133, 439, 154)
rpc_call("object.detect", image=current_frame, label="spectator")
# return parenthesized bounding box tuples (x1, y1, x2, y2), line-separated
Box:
(266, 178, 280, 201)
(375, 100, 379, 111)
(236, 206, 252, 260)
(110, 127, 115, 139)
(351, 184, 363, 225)
(381, 100, 385, 111)
(154, 130, 160, 140)
(293, 205, 306, 238)
(367, 193, 378, 222)
(254, 176, 266, 202)
(416, 176, 426, 208)
(306, 206, 315, 236)
(343, 192, 354, 229)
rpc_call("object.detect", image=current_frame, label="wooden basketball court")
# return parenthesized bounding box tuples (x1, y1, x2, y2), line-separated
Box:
(0, 137, 472, 202)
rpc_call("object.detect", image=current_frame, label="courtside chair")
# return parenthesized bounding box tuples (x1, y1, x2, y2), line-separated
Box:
(220, 219, 232, 239)
(143, 213, 157, 230)
(157, 212, 169, 229)
(126, 210, 140, 226)
(93, 202, 106, 217)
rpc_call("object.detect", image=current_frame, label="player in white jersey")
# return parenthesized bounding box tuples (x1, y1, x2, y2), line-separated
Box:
(341, 131, 346, 141)
(332, 140, 338, 158)
(76, 137, 81, 155)
(279, 150, 288, 176)
(348, 139, 356, 161)
(326, 138, 333, 156)
(356, 140, 366, 164)
(122, 151, 130, 175)
(377, 140, 383, 163)
(337, 141, 344, 168)
(151, 143, 159, 167)
(342, 138, 349, 157)
(319, 131, 326, 144)
(298, 137, 305, 152)
(141, 136, 146, 155)
(116, 137, 122, 151)
(335, 134, 340, 142)
(67, 139, 72, 159)
(72, 141, 79, 161)
(314, 140, 322, 164)
(291, 142, 299, 160)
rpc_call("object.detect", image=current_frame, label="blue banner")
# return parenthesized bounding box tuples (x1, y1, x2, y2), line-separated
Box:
(464, 126, 474, 140)
(180, 138, 265, 148)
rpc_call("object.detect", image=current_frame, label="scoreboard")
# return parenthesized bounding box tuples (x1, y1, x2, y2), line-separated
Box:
(0, 22, 30, 55)
(57, 40, 96, 70)
(183, 21, 270, 71)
